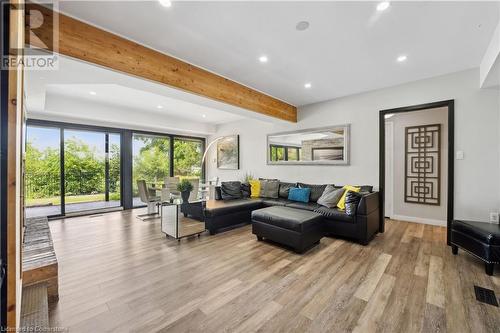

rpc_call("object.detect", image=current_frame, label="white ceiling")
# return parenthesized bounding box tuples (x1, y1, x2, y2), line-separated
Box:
(58, 1, 500, 106)
(44, 83, 243, 125)
(26, 55, 246, 125)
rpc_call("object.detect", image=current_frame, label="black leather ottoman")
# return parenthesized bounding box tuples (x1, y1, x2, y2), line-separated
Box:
(251, 206, 324, 253)
(451, 220, 500, 275)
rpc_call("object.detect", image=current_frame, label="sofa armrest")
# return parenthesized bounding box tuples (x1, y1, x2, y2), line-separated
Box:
(214, 186, 222, 200)
(357, 192, 379, 215)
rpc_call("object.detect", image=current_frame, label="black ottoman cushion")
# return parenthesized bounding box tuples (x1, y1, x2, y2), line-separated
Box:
(452, 220, 500, 245)
(451, 220, 500, 275)
(252, 206, 324, 253)
(252, 206, 322, 232)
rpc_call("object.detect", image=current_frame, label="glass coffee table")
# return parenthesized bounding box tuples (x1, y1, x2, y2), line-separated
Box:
(160, 199, 206, 241)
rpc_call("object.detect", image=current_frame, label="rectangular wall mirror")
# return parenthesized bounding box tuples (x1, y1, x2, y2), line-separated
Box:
(267, 125, 350, 165)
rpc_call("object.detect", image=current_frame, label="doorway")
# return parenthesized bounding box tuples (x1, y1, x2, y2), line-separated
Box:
(379, 100, 454, 244)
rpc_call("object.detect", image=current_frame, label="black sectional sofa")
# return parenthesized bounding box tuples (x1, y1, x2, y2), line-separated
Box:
(203, 181, 380, 247)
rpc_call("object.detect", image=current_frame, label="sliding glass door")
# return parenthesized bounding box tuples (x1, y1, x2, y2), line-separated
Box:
(174, 137, 203, 180)
(63, 130, 121, 214)
(25, 126, 62, 218)
(132, 133, 170, 207)
(25, 120, 206, 216)
(25, 123, 121, 217)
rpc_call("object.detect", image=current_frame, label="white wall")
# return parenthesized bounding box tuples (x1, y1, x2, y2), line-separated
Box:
(480, 20, 500, 88)
(207, 69, 500, 223)
(387, 108, 448, 225)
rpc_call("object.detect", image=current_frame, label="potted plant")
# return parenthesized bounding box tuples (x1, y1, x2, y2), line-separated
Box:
(177, 179, 194, 203)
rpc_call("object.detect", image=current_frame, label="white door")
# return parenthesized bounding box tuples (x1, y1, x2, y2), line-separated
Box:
(384, 122, 394, 218)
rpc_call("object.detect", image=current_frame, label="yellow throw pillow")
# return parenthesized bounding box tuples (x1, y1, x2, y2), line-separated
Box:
(249, 180, 261, 198)
(337, 185, 361, 210)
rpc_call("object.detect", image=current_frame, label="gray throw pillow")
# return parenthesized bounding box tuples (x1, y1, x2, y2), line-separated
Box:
(317, 185, 345, 208)
(259, 180, 279, 199)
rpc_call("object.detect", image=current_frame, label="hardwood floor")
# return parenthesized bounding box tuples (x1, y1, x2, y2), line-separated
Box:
(48, 209, 500, 332)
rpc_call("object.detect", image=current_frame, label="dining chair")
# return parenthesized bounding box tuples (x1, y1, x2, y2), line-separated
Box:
(136, 180, 161, 220)
(164, 176, 181, 200)
(188, 178, 200, 201)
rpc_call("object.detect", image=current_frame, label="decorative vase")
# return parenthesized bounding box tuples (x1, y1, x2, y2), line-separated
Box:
(181, 190, 190, 203)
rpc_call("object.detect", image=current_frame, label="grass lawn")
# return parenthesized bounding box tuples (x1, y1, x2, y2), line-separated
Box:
(27, 193, 120, 207)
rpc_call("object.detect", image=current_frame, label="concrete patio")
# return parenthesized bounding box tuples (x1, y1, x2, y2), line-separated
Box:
(26, 198, 144, 218)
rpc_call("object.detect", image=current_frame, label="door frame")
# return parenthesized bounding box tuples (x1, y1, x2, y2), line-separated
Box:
(0, 0, 9, 326)
(379, 100, 454, 245)
(384, 121, 394, 219)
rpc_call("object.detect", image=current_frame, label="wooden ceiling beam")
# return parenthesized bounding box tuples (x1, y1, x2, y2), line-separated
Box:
(25, 3, 297, 122)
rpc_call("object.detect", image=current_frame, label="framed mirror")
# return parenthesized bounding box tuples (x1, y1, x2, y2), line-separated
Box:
(267, 125, 350, 165)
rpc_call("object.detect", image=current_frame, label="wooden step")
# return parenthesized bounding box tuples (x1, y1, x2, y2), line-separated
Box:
(23, 217, 59, 302)
(20, 283, 49, 330)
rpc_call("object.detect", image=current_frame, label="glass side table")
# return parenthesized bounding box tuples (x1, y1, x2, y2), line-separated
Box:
(161, 199, 206, 241)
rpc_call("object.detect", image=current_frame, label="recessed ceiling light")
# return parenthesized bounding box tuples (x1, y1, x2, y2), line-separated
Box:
(202, 114, 206, 118)
(377, 1, 390, 11)
(89, 91, 97, 96)
(259, 55, 268, 63)
(159, 0, 172, 8)
(296, 21, 310, 31)
(397, 55, 407, 62)
(157, 105, 163, 109)
(304, 83, 312, 89)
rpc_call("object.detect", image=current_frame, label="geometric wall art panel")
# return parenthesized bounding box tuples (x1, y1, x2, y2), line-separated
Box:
(405, 124, 441, 205)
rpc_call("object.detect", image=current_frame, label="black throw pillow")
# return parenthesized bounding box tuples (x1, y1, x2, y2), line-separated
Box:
(241, 183, 251, 198)
(345, 191, 363, 216)
(298, 183, 329, 202)
(278, 182, 296, 199)
(221, 181, 243, 200)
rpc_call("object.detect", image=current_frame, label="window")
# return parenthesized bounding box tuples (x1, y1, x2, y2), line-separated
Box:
(270, 145, 300, 162)
(287, 147, 300, 161)
(25, 120, 206, 214)
(174, 137, 203, 180)
(132, 134, 170, 205)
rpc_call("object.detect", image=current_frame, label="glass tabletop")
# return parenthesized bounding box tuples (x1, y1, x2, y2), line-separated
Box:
(161, 198, 206, 206)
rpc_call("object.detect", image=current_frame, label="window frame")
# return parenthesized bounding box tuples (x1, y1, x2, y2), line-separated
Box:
(26, 119, 206, 214)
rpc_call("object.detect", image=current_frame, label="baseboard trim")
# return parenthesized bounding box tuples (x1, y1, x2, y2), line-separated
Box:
(391, 214, 447, 227)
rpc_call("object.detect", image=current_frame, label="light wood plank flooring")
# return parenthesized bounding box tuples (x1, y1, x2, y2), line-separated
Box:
(48, 209, 500, 332)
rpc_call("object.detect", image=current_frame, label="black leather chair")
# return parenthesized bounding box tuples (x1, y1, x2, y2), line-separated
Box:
(451, 220, 500, 275)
